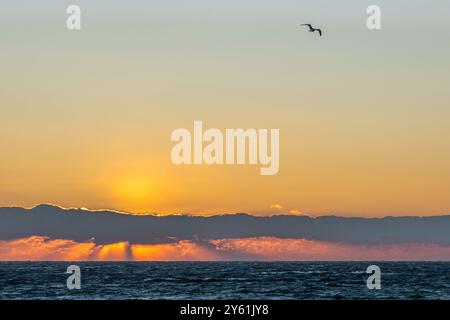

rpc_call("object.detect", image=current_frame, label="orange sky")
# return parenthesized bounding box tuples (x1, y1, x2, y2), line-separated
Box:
(1, 1, 450, 216)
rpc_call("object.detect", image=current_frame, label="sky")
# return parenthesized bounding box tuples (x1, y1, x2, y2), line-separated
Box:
(1, 0, 450, 216)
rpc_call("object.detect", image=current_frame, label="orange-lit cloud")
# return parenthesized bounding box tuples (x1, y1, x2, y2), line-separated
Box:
(0, 236, 96, 261)
(2, 236, 450, 261)
(270, 204, 283, 210)
(0, 236, 218, 261)
(131, 241, 219, 261)
(210, 237, 450, 261)
(94, 242, 130, 261)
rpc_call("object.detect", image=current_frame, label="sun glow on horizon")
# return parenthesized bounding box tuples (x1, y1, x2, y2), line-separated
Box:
(117, 176, 154, 199)
(109, 171, 169, 214)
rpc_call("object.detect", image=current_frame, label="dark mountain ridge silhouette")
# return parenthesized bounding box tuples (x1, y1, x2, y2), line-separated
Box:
(1, 204, 450, 245)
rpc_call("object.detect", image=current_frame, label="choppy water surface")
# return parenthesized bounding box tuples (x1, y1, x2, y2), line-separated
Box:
(1, 262, 449, 299)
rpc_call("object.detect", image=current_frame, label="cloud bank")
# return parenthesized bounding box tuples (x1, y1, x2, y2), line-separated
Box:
(1, 205, 450, 260)
(2, 236, 450, 261)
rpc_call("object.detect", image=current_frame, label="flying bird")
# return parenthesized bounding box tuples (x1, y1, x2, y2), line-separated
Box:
(300, 24, 322, 37)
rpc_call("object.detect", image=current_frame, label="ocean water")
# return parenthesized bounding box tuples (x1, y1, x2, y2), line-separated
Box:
(0, 262, 449, 300)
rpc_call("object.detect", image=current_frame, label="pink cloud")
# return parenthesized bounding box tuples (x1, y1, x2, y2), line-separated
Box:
(1, 236, 450, 261)
(210, 237, 450, 261)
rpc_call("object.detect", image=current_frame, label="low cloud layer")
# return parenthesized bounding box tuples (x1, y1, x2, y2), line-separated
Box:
(2, 204, 450, 260)
(0, 236, 220, 261)
(2, 236, 450, 261)
(2, 204, 450, 247)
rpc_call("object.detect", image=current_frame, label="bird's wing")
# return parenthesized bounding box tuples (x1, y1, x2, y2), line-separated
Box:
(301, 24, 312, 29)
(318, 29, 322, 36)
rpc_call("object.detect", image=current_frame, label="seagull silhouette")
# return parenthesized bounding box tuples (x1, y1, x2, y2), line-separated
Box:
(300, 24, 322, 37)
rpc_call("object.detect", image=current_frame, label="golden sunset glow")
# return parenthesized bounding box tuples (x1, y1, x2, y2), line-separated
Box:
(131, 242, 219, 261)
(113, 175, 157, 213)
(1, 1, 450, 217)
(117, 177, 154, 201)
(2, 236, 450, 261)
(95, 242, 130, 261)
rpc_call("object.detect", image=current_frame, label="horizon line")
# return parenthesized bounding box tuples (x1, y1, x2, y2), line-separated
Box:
(1, 203, 450, 219)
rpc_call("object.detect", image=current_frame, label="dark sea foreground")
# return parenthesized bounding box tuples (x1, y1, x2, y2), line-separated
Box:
(0, 262, 449, 300)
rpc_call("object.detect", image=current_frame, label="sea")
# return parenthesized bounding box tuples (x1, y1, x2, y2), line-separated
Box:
(1, 262, 449, 300)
